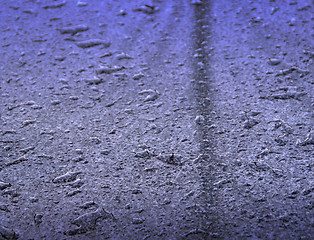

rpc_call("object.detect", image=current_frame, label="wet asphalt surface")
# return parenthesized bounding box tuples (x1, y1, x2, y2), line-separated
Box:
(0, 0, 313, 239)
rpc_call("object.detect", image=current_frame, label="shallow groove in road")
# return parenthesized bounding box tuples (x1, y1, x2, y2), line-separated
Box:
(191, 1, 219, 234)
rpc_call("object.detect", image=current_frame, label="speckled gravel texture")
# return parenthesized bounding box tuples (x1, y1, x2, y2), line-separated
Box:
(0, 0, 313, 239)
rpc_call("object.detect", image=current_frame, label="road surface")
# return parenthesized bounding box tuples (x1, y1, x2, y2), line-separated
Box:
(1, 0, 313, 239)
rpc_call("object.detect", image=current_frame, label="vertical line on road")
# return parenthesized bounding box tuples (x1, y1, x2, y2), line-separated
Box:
(191, 0, 220, 235)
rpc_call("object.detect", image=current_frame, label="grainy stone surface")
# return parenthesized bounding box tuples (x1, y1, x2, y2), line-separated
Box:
(0, 0, 313, 239)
